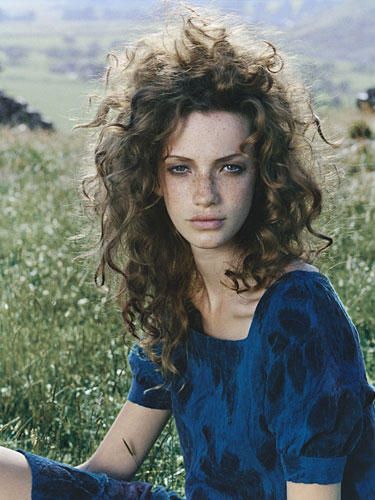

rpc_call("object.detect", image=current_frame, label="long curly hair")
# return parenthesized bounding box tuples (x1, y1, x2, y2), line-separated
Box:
(79, 6, 333, 381)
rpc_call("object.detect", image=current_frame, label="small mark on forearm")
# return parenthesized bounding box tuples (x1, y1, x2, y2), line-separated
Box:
(122, 437, 135, 456)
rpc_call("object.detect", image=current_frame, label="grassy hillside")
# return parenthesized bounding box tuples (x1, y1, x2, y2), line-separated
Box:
(290, 0, 375, 63)
(0, 122, 374, 493)
(0, 129, 184, 493)
(1, 0, 373, 130)
(0, 16, 157, 131)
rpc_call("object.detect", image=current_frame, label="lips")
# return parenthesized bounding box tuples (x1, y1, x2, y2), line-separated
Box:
(190, 216, 224, 221)
(189, 217, 225, 229)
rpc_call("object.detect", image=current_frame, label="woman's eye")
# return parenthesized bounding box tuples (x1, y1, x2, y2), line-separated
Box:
(168, 165, 189, 174)
(222, 164, 244, 174)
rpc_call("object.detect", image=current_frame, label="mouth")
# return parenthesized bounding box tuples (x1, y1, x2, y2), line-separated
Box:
(188, 217, 225, 229)
(189, 216, 225, 222)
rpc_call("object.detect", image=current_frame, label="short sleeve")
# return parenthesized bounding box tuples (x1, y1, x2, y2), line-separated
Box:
(127, 342, 172, 410)
(263, 274, 375, 484)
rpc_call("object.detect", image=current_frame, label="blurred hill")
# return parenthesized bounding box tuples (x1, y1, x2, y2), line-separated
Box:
(289, 0, 374, 65)
(0, 0, 373, 131)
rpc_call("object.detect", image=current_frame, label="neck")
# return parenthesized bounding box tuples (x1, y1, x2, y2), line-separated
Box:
(190, 245, 244, 310)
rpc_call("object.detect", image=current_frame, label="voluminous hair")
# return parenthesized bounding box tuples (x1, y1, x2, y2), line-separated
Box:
(79, 6, 333, 381)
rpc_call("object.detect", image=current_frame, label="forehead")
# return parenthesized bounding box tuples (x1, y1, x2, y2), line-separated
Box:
(163, 111, 250, 159)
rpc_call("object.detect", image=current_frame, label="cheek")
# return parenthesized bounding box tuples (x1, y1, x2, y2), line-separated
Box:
(164, 194, 179, 216)
(162, 186, 185, 220)
(162, 178, 188, 205)
(230, 179, 255, 210)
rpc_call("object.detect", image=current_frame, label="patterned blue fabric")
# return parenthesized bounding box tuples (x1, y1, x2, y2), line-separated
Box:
(17, 450, 182, 499)
(17, 270, 375, 499)
(128, 270, 375, 500)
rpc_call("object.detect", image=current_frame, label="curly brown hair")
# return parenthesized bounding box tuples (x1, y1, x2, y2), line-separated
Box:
(79, 6, 333, 382)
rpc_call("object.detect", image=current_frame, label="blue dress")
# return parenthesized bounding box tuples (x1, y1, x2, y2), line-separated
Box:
(18, 270, 375, 499)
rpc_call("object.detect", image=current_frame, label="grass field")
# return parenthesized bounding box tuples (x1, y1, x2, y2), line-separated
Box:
(0, 129, 184, 492)
(0, 123, 374, 494)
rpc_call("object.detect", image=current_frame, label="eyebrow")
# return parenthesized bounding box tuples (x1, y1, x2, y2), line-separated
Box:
(162, 153, 247, 162)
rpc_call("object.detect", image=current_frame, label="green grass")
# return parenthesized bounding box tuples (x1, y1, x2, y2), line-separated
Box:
(0, 125, 374, 495)
(0, 129, 184, 494)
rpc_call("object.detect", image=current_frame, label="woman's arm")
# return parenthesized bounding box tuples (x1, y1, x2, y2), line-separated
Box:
(77, 400, 172, 480)
(0, 447, 32, 500)
(287, 481, 341, 499)
(0, 401, 170, 499)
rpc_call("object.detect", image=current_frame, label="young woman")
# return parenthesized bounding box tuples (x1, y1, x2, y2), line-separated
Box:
(1, 7, 374, 500)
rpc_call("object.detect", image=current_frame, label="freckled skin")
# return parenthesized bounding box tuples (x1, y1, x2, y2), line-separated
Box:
(157, 111, 256, 253)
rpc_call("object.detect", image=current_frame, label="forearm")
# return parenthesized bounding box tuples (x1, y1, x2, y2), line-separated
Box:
(75, 402, 171, 481)
(0, 446, 32, 500)
(287, 481, 341, 500)
(76, 441, 138, 481)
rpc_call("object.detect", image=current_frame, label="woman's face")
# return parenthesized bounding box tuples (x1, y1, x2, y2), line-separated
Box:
(157, 111, 256, 254)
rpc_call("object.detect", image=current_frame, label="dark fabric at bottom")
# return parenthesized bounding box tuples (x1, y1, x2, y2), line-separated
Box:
(17, 449, 183, 500)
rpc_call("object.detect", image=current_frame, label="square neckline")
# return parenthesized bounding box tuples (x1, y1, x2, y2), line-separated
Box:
(189, 269, 326, 343)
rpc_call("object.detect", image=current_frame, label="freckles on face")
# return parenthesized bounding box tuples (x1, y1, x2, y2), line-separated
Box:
(157, 111, 256, 251)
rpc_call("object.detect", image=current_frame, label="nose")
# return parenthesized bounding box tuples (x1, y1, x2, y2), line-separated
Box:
(192, 174, 219, 206)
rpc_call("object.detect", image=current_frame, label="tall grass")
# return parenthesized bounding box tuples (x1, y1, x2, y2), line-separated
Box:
(0, 129, 184, 492)
(0, 127, 374, 495)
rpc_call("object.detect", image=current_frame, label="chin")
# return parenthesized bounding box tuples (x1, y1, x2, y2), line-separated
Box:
(190, 237, 234, 251)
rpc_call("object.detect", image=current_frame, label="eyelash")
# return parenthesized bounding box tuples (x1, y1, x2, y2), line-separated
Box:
(167, 165, 189, 174)
(167, 164, 245, 175)
(223, 164, 244, 174)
